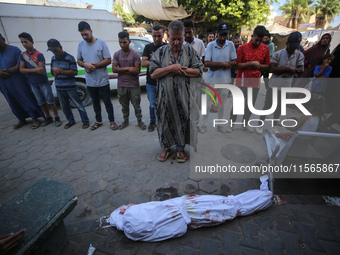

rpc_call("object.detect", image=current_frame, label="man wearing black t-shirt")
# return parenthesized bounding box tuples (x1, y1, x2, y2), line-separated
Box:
(142, 25, 167, 132)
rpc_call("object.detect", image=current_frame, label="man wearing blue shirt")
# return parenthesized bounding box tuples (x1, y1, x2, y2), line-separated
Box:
(200, 22, 237, 134)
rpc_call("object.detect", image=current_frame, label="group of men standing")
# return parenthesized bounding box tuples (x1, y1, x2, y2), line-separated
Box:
(77, 22, 148, 131)
(144, 20, 304, 163)
(0, 19, 305, 164)
(0, 21, 148, 131)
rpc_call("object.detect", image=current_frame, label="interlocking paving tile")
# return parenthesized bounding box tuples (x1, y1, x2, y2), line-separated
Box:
(1, 91, 340, 254)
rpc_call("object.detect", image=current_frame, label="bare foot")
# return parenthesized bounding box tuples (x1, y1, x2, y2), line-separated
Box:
(158, 149, 171, 162)
(177, 151, 188, 163)
(177, 151, 188, 160)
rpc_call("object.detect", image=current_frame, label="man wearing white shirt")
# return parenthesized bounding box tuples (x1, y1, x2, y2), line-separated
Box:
(200, 22, 237, 134)
(183, 19, 205, 60)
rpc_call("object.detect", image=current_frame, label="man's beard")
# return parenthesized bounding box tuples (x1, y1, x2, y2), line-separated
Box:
(85, 36, 92, 43)
(218, 39, 226, 45)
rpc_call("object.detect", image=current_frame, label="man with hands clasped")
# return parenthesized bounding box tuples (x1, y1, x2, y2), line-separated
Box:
(77, 21, 116, 131)
(228, 26, 270, 133)
(112, 31, 146, 130)
(49, 39, 90, 129)
(149, 20, 203, 163)
(200, 22, 237, 134)
(255, 31, 304, 135)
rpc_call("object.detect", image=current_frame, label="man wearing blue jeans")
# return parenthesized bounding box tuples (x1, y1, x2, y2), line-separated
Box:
(19, 32, 61, 128)
(142, 25, 167, 132)
(48, 39, 90, 129)
(77, 21, 117, 131)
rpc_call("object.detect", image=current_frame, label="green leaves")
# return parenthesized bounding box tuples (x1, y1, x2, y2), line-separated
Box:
(314, 0, 340, 28)
(118, 0, 273, 32)
(112, 3, 136, 25)
(280, 0, 339, 29)
(180, 0, 271, 29)
(280, 0, 315, 28)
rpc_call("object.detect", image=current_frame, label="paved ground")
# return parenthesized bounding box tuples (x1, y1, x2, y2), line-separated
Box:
(1, 85, 340, 255)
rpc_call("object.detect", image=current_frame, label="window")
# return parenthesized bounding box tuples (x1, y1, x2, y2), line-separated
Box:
(130, 39, 151, 57)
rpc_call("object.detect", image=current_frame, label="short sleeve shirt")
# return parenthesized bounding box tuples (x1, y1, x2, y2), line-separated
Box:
(51, 52, 77, 90)
(269, 48, 305, 89)
(19, 49, 48, 85)
(268, 42, 275, 56)
(236, 42, 270, 88)
(314, 65, 332, 78)
(312, 65, 332, 92)
(143, 43, 167, 86)
(205, 39, 237, 84)
(77, 38, 111, 87)
(112, 48, 141, 88)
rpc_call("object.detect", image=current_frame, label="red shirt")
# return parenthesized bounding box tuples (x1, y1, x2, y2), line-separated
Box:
(236, 42, 270, 88)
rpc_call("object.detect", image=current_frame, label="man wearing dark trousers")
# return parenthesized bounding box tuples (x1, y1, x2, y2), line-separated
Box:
(77, 21, 117, 131)
(142, 25, 167, 132)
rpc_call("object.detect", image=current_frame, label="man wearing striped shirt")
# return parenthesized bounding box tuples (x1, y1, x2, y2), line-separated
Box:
(48, 39, 89, 129)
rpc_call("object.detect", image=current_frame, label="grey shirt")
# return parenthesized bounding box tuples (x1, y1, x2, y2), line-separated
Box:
(77, 38, 111, 87)
(269, 48, 304, 89)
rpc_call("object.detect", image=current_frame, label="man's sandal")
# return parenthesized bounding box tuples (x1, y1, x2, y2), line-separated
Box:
(90, 122, 103, 130)
(138, 121, 146, 130)
(158, 149, 171, 162)
(14, 120, 28, 129)
(177, 151, 188, 163)
(82, 123, 90, 129)
(110, 121, 118, 130)
(64, 122, 75, 129)
(31, 120, 40, 129)
(119, 121, 129, 130)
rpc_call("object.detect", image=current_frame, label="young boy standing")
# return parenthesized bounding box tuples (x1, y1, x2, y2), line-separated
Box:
(18, 32, 61, 128)
(48, 39, 90, 129)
